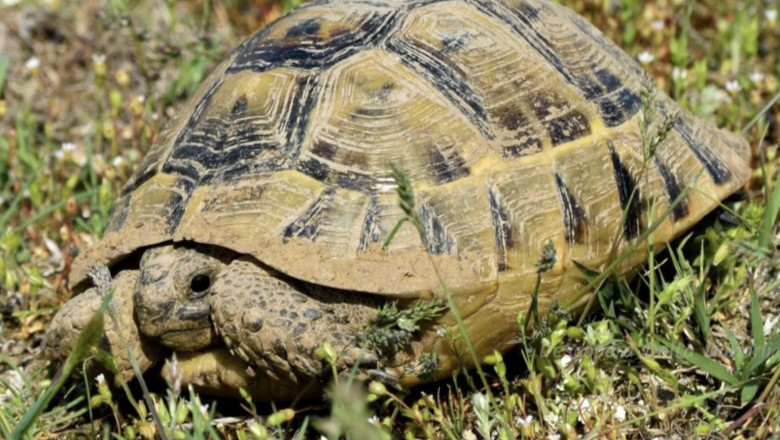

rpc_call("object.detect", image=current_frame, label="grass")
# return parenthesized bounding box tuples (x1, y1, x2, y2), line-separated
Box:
(0, 0, 779, 438)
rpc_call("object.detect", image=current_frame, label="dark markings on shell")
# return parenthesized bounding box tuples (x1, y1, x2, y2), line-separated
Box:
(487, 186, 513, 271)
(311, 139, 339, 161)
(547, 110, 591, 145)
(419, 202, 454, 255)
(529, 92, 568, 120)
(595, 68, 621, 92)
(653, 156, 689, 221)
(554, 173, 587, 243)
(674, 116, 732, 184)
(285, 74, 321, 161)
(231, 95, 248, 116)
(164, 177, 195, 235)
(615, 88, 642, 116)
(358, 196, 382, 251)
(230, 9, 399, 73)
(282, 187, 336, 243)
(608, 143, 642, 239)
(574, 74, 603, 100)
(428, 144, 470, 183)
(105, 193, 131, 233)
(285, 18, 321, 39)
(469, 0, 642, 126)
(385, 35, 494, 141)
(296, 157, 331, 182)
(503, 138, 543, 158)
(336, 171, 376, 193)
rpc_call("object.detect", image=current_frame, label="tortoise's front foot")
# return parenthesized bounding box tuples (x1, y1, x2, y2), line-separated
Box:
(210, 258, 387, 391)
(45, 270, 163, 385)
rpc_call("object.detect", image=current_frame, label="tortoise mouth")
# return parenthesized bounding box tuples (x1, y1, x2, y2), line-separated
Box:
(160, 326, 217, 351)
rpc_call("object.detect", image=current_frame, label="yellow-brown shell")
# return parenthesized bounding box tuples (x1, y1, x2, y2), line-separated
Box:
(71, 0, 750, 313)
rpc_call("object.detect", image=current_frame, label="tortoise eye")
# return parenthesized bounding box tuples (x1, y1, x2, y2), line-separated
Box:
(189, 274, 212, 298)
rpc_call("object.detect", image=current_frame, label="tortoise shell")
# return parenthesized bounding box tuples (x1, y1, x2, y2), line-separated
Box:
(71, 0, 750, 316)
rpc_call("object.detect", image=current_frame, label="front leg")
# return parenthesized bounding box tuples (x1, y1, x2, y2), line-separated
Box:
(210, 258, 384, 392)
(45, 270, 163, 385)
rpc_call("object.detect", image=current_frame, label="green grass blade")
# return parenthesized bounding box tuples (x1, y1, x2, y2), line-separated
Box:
(749, 287, 765, 355)
(743, 332, 780, 379)
(692, 281, 710, 346)
(660, 338, 737, 386)
(9, 291, 111, 440)
(0, 55, 9, 97)
(724, 327, 745, 373)
(742, 90, 780, 133)
(758, 169, 780, 252)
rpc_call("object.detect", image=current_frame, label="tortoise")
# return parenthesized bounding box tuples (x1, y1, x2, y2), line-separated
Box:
(45, 0, 751, 400)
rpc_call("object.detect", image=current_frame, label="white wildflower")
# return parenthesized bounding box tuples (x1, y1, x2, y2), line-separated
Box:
(559, 354, 572, 368)
(62, 142, 76, 152)
(547, 435, 561, 440)
(436, 327, 447, 337)
(651, 19, 665, 30)
(766, 9, 777, 23)
(199, 403, 209, 415)
(91, 53, 106, 64)
(613, 404, 627, 422)
(112, 156, 125, 167)
(577, 397, 591, 423)
(725, 80, 741, 93)
(672, 67, 688, 82)
(54, 150, 64, 159)
(750, 71, 765, 84)
(637, 51, 654, 65)
(95, 373, 105, 385)
(543, 411, 559, 427)
(25, 57, 40, 71)
(367, 415, 379, 424)
(515, 414, 534, 427)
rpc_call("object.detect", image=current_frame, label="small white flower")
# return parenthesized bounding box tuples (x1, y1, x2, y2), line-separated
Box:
(112, 156, 124, 167)
(367, 415, 379, 424)
(543, 411, 559, 427)
(577, 397, 591, 423)
(62, 142, 76, 152)
(725, 80, 741, 93)
(515, 414, 534, 426)
(613, 404, 627, 422)
(54, 150, 64, 159)
(637, 51, 654, 65)
(436, 327, 447, 337)
(199, 403, 209, 415)
(92, 53, 106, 64)
(766, 9, 777, 22)
(651, 20, 665, 30)
(672, 67, 688, 82)
(547, 435, 561, 440)
(559, 354, 572, 368)
(25, 57, 40, 71)
(95, 373, 105, 385)
(462, 430, 478, 440)
(750, 71, 765, 84)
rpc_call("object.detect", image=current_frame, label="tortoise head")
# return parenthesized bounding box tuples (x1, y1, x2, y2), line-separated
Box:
(133, 244, 232, 351)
